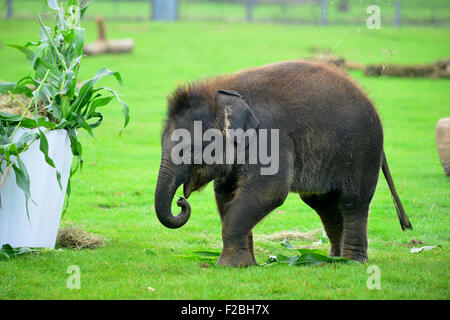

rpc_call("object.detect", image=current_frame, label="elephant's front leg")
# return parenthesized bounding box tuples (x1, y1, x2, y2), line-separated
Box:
(214, 176, 257, 266)
(216, 178, 289, 267)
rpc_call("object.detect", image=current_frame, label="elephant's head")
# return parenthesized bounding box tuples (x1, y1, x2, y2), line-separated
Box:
(154, 87, 259, 229)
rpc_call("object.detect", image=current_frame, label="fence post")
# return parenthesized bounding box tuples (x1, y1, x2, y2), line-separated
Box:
(149, 0, 152, 20)
(394, 1, 401, 27)
(152, 0, 178, 21)
(7, 0, 13, 19)
(320, 0, 327, 25)
(246, 0, 255, 22)
(431, 6, 436, 25)
(114, 0, 120, 19)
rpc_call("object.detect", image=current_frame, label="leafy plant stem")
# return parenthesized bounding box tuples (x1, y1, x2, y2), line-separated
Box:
(0, 162, 13, 189)
(8, 69, 50, 144)
(37, 14, 68, 71)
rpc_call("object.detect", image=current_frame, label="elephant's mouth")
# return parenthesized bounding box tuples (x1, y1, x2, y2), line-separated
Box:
(183, 183, 193, 199)
(183, 172, 210, 199)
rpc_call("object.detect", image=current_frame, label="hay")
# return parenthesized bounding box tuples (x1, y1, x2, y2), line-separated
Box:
(260, 228, 323, 242)
(56, 224, 106, 249)
(0, 93, 53, 120)
(305, 53, 346, 68)
(308, 46, 332, 54)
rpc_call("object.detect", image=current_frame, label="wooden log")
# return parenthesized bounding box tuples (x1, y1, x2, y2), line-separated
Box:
(105, 39, 135, 54)
(364, 60, 450, 78)
(364, 64, 435, 77)
(344, 60, 365, 71)
(83, 40, 108, 56)
(436, 117, 450, 177)
(82, 15, 135, 56)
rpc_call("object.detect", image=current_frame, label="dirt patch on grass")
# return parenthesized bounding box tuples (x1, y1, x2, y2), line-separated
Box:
(259, 228, 323, 242)
(384, 239, 426, 247)
(56, 224, 106, 249)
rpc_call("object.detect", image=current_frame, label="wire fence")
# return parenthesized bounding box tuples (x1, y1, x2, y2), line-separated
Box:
(1, 0, 449, 26)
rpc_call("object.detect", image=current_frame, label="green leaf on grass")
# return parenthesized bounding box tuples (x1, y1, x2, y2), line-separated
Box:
(0, 244, 44, 260)
(265, 240, 357, 267)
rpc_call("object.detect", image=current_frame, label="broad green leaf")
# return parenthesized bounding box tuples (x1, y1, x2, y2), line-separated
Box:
(72, 112, 94, 137)
(265, 242, 357, 267)
(0, 131, 36, 155)
(70, 69, 123, 116)
(80, 0, 95, 18)
(0, 244, 44, 260)
(38, 129, 62, 190)
(280, 239, 296, 250)
(97, 86, 130, 132)
(0, 82, 32, 97)
(86, 112, 103, 129)
(39, 25, 52, 43)
(37, 15, 68, 70)
(45, 101, 62, 121)
(73, 28, 85, 56)
(86, 95, 114, 118)
(12, 158, 32, 220)
(31, 44, 46, 69)
(7, 44, 61, 86)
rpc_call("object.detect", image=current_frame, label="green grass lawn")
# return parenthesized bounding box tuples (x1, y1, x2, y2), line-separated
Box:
(0, 17, 449, 299)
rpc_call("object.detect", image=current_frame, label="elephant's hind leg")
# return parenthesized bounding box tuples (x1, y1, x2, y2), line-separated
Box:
(300, 192, 344, 257)
(339, 197, 370, 262)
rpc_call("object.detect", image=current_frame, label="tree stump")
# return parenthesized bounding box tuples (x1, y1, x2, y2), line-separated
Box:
(436, 117, 450, 176)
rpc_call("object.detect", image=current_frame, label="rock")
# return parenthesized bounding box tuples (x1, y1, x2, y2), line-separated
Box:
(436, 117, 450, 176)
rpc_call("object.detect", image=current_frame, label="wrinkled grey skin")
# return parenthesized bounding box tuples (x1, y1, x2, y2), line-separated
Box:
(154, 61, 411, 267)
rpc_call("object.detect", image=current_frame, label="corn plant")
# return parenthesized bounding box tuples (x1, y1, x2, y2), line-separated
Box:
(0, 0, 129, 214)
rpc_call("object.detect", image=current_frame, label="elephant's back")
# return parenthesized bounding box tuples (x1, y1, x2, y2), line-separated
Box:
(231, 61, 381, 136)
(191, 60, 382, 136)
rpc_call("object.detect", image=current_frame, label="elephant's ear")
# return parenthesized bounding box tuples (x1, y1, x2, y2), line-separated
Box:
(215, 89, 260, 148)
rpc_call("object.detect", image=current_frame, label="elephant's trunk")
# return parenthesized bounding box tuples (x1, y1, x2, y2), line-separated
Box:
(154, 160, 191, 229)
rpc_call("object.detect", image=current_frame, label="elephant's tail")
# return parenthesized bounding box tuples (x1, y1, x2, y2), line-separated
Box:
(381, 150, 413, 231)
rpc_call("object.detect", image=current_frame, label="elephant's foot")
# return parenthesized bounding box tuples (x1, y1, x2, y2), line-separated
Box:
(342, 248, 368, 262)
(328, 245, 342, 258)
(217, 247, 256, 267)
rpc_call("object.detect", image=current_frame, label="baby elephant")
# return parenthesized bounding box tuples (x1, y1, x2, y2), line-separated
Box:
(154, 60, 412, 267)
